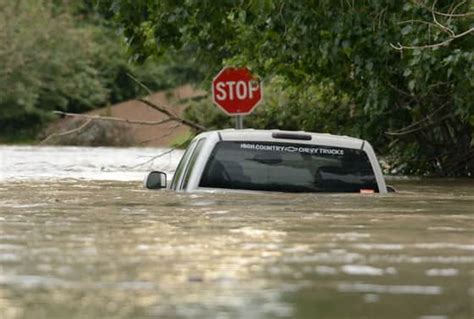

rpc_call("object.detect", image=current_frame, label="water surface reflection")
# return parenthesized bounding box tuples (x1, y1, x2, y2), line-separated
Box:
(0, 146, 473, 318)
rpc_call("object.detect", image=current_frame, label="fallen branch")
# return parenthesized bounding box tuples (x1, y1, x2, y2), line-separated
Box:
(42, 98, 206, 147)
(128, 148, 176, 169)
(125, 73, 207, 132)
(40, 118, 92, 145)
(138, 123, 182, 145)
(40, 110, 182, 146)
(52, 110, 173, 126)
(137, 98, 207, 132)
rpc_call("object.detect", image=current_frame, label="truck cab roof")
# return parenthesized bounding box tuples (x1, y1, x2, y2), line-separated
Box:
(200, 129, 365, 149)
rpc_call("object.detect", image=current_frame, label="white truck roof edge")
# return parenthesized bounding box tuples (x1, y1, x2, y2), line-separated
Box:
(217, 129, 364, 150)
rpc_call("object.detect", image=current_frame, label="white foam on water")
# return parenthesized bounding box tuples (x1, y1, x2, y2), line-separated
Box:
(328, 232, 371, 241)
(314, 266, 338, 275)
(428, 227, 466, 232)
(338, 282, 443, 295)
(0, 145, 183, 181)
(341, 265, 384, 276)
(204, 210, 230, 215)
(415, 243, 474, 251)
(363, 294, 380, 303)
(230, 227, 287, 238)
(368, 254, 474, 264)
(425, 268, 459, 277)
(353, 243, 404, 250)
(341, 265, 396, 276)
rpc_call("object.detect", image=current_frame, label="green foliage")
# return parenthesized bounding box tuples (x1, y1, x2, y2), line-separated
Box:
(102, 0, 473, 176)
(0, 1, 108, 134)
(0, 0, 204, 141)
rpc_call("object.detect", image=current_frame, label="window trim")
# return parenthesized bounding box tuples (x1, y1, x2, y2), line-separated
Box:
(170, 139, 198, 191)
(179, 138, 207, 191)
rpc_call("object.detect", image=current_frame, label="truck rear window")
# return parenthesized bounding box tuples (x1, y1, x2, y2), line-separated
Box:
(199, 141, 379, 193)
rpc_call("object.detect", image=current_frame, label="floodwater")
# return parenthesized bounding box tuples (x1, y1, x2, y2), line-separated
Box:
(0, 146, 473, 319)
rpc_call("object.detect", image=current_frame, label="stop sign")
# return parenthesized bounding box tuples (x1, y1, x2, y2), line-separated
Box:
(212, 67, 262, 115)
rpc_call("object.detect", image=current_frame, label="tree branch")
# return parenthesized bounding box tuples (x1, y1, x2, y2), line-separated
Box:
(52, 110, 174, 126)
(138, 123, 182, 145)
(385, 102, 448, 135)
(126, 72, 152, 95)
(433, 10, 474, 17)
(125, 72, 207, 132)
(398, 19, 453, 36)
(392, 0, 473, 51)
(128, 148, 176, 169)
(390, 26, 474, 50)
(137, 98, 207, 132)
(385, 112, 452, 136)
(40, 118, 93, 145)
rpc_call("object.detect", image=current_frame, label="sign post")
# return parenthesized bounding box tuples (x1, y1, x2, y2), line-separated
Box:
(212, 67, 262, 129)
(236, 115, 243, 129)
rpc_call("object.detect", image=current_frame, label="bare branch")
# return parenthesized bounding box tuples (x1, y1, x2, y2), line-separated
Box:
(45, 97, 206, 147)
(446, 1, 468, 24)
(398, 19, 453, 36)
(126, 73, 152, 95)
(420, 0, 474, 17)
(431, 0, 455, 37)
(386, 81, 416, 99)
(390, 26, 474, 50)
(385, 111, 452, 136)
(40, 118, 92, 145)
(125, 73, 208, 132)
(392, 0, 473, 51)
(128, 148, 176, 169)
(385, 103, 448, 135)
(137, 98, 207, 132)
(432, 9, 474, 17)
(138, 123, 182, 145)
(52, 110, 174, 126)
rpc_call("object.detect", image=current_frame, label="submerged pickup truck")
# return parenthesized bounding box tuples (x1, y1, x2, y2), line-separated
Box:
(145, 129, 390, 193)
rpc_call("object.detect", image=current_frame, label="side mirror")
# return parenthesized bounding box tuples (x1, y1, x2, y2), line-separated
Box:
(144, 171, 167, 189)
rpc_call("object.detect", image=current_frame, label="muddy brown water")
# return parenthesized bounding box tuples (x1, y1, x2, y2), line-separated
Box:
(0, 146, 473, 318)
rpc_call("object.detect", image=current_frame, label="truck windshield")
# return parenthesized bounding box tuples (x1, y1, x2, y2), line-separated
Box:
(199, 141, 379, 193)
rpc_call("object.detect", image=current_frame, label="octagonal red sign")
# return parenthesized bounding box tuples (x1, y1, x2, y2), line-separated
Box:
(212, 67, 262, 115)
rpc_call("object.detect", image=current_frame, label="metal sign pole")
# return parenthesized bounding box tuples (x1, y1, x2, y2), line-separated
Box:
(235, 115, 244, 129)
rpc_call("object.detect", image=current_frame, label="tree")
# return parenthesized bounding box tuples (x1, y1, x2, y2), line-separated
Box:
(0, 0, 108, 139)
(0, 0, 205, 142)
(101, 0, 473, 176)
